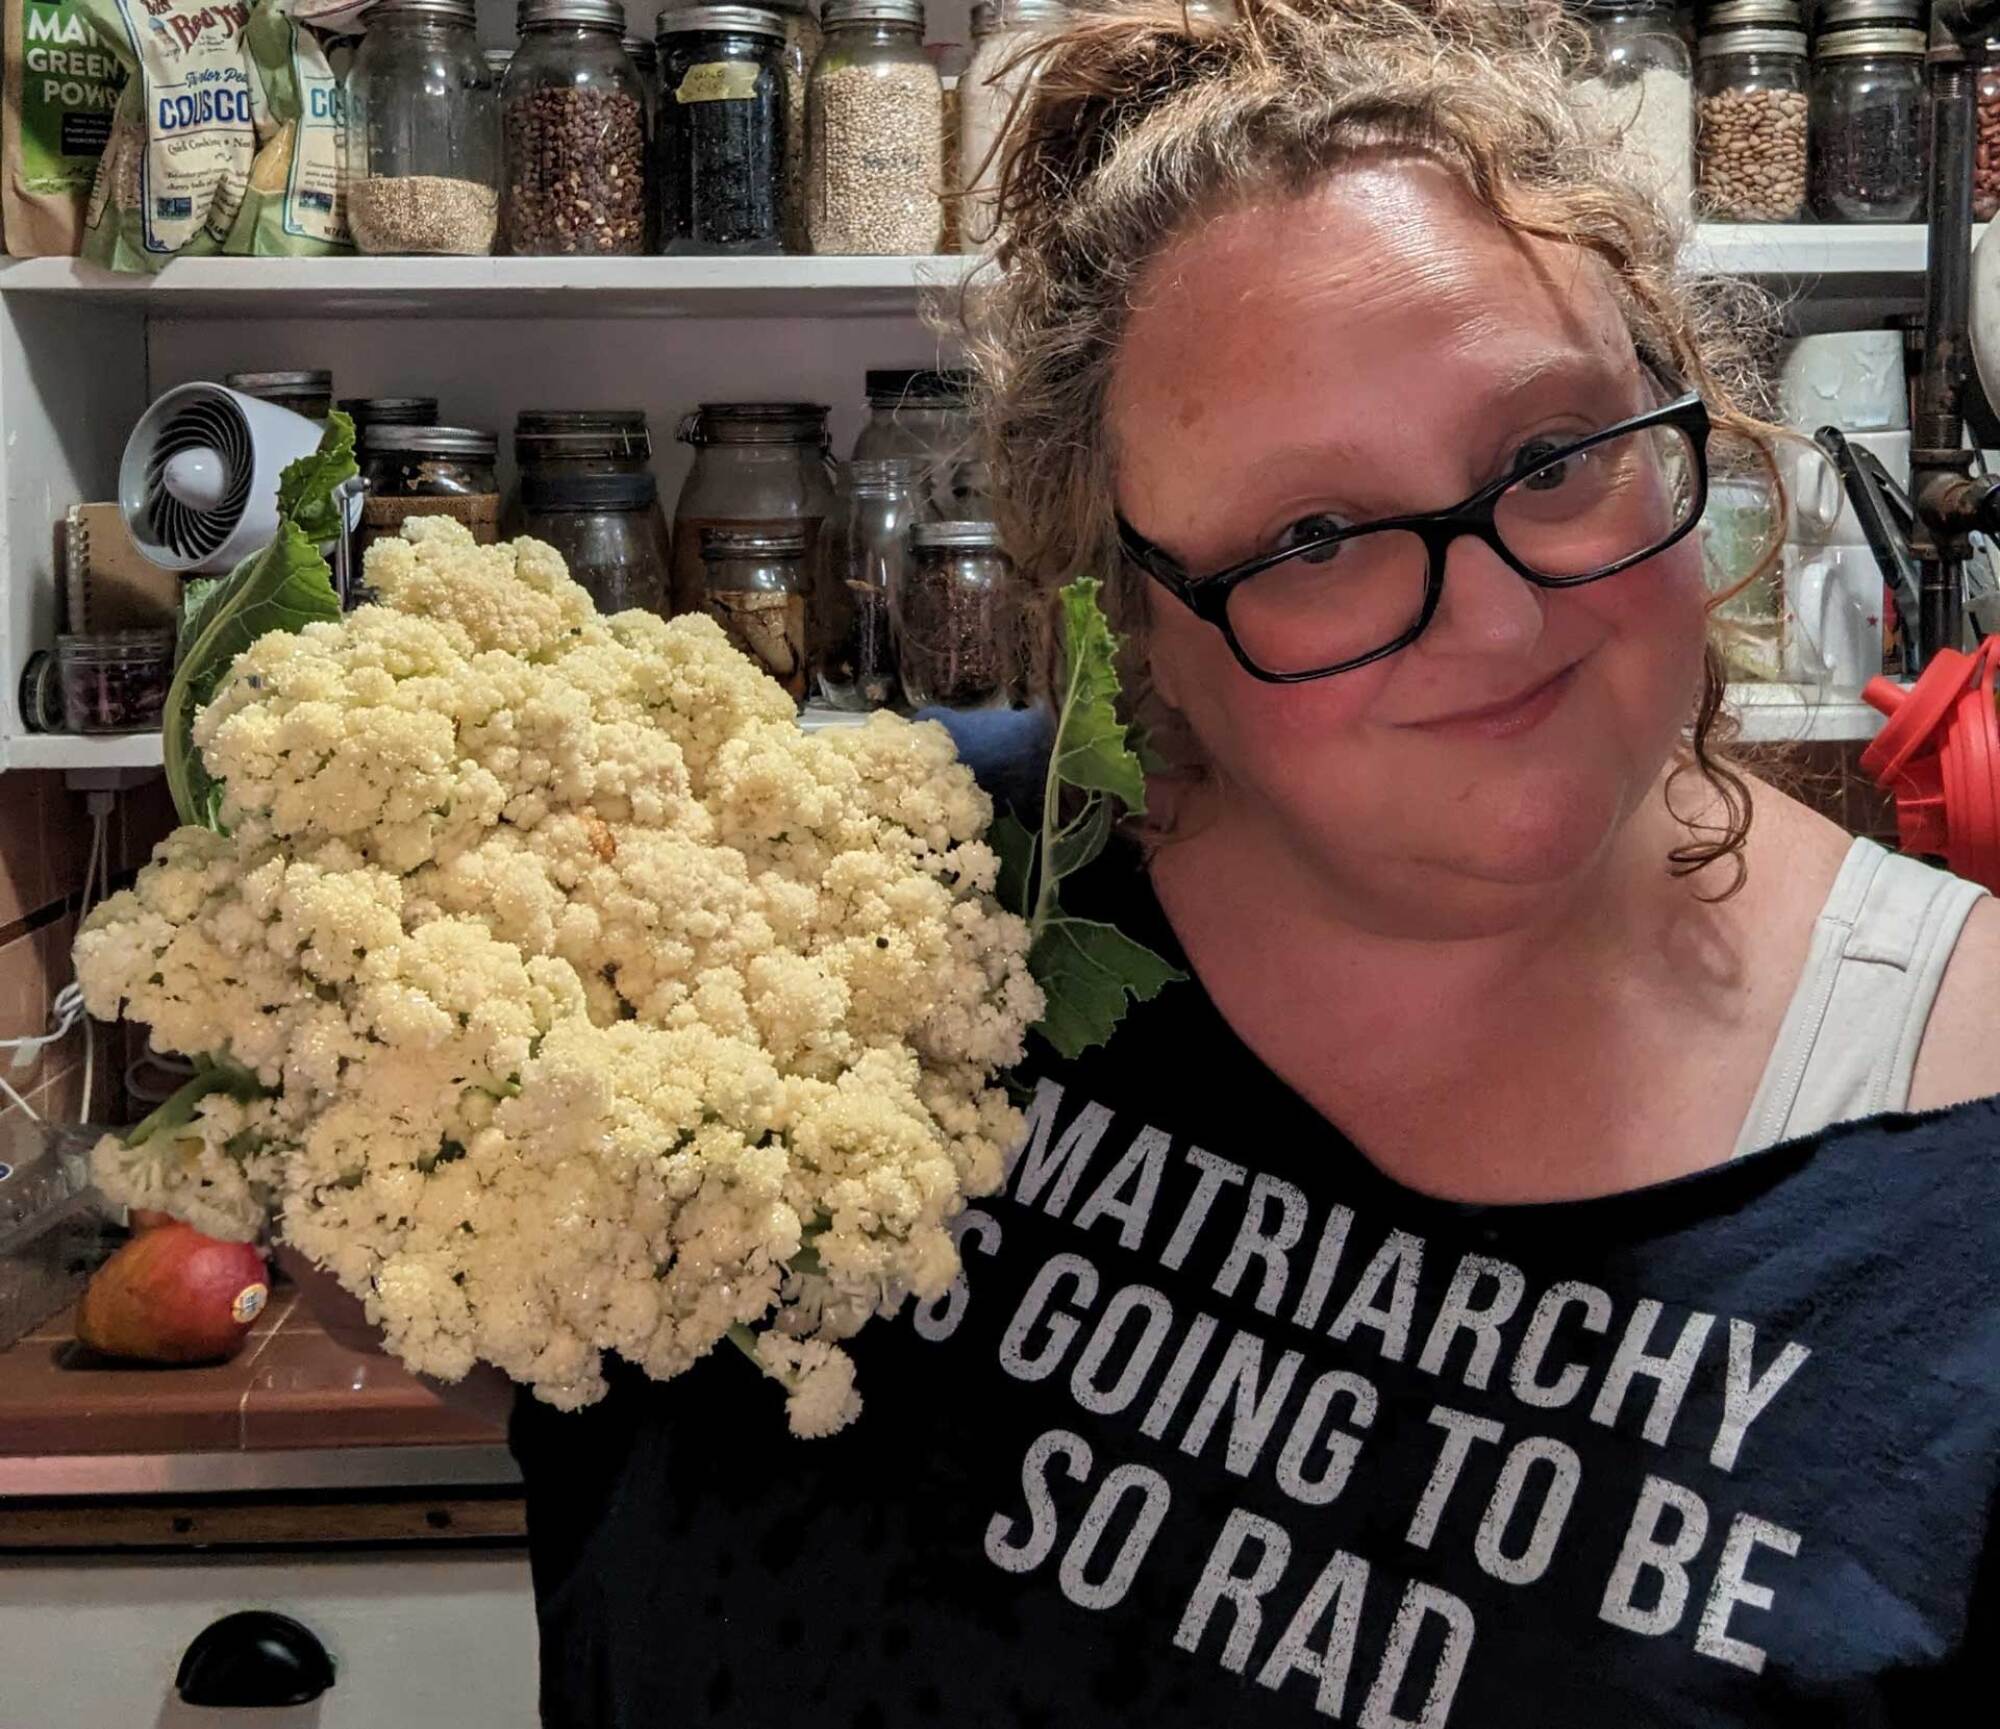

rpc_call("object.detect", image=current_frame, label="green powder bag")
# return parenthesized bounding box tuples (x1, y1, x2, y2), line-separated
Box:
(2, 0, 128, 255)
(78, 0, 254, 271)
(224, 0, 349, 255)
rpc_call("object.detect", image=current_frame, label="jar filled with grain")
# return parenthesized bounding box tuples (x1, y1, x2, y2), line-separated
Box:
(656, 5, 789, 253)
(670, 401, 838, 616)
(769, 0, 821, 252)
(502, 0, 649, 255)
(897, 520, 1018, 709)
(807, 0, 944, 255)
(1574, 1, 1695, 219)
(1979, 39, 2000, 222)
(345, 0, 501, 255)
(959, 0, 1067, 252)
(358, 426, 502, 555)
(701, 527, 811, 700)
(1696, 17, 1807, 222)
(1810, 26, 1927, 222)
(815, 457, 933, 710)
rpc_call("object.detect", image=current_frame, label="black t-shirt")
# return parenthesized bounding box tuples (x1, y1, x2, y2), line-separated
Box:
(511, 860, 2000, 1728)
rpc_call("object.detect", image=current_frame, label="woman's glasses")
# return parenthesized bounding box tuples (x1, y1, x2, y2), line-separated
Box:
(1117, 390, 1712, 683)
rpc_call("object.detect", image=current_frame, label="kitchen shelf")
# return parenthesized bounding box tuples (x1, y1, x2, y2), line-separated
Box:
(0, 253, 984, 320)
(4, 731, 164, 772)
(1727, 683, 1889, 744)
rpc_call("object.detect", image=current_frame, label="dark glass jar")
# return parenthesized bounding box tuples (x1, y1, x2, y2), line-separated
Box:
(896, 520, 1016, 709)
(671, 401, 837, 616)
(341, 397, 441, 449)
(701, 526, 809, 700)
(521, 472, 673, 614)
(358, 426, 501, 554)
(656, 5, 788, 254)
(225, 370, 334, 420)
(502, 0, 650, 255)
(815, 457, 931, 709)
(1810, 26, 1926, 222)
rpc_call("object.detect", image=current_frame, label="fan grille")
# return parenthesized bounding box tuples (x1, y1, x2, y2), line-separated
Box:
(143, 393, 253, 564)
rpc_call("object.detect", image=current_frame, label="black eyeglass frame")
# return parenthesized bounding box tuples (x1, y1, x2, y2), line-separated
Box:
(1115, 389, 1713, 684)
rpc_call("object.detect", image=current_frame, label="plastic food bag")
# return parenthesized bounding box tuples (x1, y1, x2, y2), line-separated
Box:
(2, 0, 127, 255)
(78, 0, 254, 271)
(225, 0, 348, 254)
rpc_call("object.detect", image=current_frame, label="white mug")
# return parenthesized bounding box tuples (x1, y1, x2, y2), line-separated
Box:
(1784, 542, 1887, 697)
(1815, 429, 1912, 550)
(1779, 331, 1910, 435)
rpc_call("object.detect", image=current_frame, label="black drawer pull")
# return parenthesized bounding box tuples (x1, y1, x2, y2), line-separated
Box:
(176, 1610, 336, 1707)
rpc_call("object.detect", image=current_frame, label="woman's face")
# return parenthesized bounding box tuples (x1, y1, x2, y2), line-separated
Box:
(1108, 162, 1711, 934)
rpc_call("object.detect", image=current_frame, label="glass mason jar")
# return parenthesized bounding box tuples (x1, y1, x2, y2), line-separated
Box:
(1573, 1, 1696, 218)
(1815, 0, 1921, 33)
(656, 6, 788, 254)
(852, 368, 973, 508)
(521, 471, 673, 615)
(959, 0, 1065, 252)
(671, 401, 838, 616)
(701, 526, 810, 699)
(1811, 28, 1926, 222)
(225, 370, 335, 420)
(815, 457, 932, 709)
(358, 426, 501, 555)
(896, 520, 1017, 708)
(1979, 38, 2000, 222)
(624, 30, 660, 115)
(767, 0, 821, 252)
(502, 0, 649, 255)
(1696, 26, 1808, 222)
(345, 0, 500, 255)
(56, 631, 174, 734)
(341, 397, 441, 453)
(512, 408, 657, 534)
(808, 0, 944, 255)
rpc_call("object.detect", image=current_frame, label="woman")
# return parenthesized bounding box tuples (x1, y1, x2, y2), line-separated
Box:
(513, 2, 2000, 1722)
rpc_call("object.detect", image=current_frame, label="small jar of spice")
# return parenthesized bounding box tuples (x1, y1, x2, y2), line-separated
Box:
(503, 0, 650, 255)
(808, 0, 944, 255)
(359, 426, 502, 555)
(522, 472, 673, 616)
(656, 5, 789, 254)
(1696, 15, 1807, 222)
(701, 526, 811, 700)
(896, 520, 1017, 709)
(1809, 26, 1927, 222)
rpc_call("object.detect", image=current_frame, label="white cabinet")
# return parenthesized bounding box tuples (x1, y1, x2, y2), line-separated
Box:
(0, 1550, 537, 1728)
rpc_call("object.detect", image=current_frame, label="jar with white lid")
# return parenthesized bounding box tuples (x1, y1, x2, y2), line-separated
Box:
(958, 0, 1066, 252)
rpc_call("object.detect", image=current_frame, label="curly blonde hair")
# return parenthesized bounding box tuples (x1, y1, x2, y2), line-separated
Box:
(962, 0, 1782, 888)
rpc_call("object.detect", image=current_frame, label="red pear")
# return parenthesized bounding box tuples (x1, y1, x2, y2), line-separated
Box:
(76, 1224, 269, 1365)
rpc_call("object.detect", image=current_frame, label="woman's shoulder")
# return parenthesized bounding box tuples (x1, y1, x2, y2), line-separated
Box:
(1911, 892, 2000, 1112)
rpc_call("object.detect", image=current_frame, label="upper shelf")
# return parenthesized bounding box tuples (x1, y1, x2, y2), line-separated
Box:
(0, 225, 1972, 320)
(0, 253, 984, 320)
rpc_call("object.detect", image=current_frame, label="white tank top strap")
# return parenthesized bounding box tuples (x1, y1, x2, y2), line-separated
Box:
(1734, 837, 1987, 1157)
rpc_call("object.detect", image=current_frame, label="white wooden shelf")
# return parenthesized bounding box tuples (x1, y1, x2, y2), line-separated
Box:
(1727, 683, 1889, 744)
(0, 253, 983, 320)
(4, 731, 163, 772)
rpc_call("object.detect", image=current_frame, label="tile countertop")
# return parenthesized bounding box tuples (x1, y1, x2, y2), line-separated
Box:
(0, 1280, 515, 1494)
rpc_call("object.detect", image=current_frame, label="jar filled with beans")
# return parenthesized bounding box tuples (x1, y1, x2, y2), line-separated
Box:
(1696, 21, 1807, 222)
(1979, 39, 2000, 222)
(501, 0, 650, 255)
(807, 0, 944, 255)
(1809, 26, 1927, 222)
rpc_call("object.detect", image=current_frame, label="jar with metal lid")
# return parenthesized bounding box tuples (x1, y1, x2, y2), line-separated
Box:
(521, 472, 673, 615)
(512, 408, 660, 533)
(359, 426, 502, 554)
(1810, 26, 1926, 222)
(340, 397, 441, 448)
(55, 631, 173, 735)
(671, 401, 837, 615)
(896, 520, 1017, 709)
(1696, 24, 1807, 221)
(959, 0, 1066, 252)
(808, 0, 944, 255)
(700, 526, 810, 699)
(502, 0, 649, 255)
(656, 5, 789, 253)
(345, 0, 501, 255)
(815, 457, 931, 709)
(852, 367, 973, 486)
(767, 0, 821, 252)
(226, 370, 334, 420)
(1574, 1, 1695, 217)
